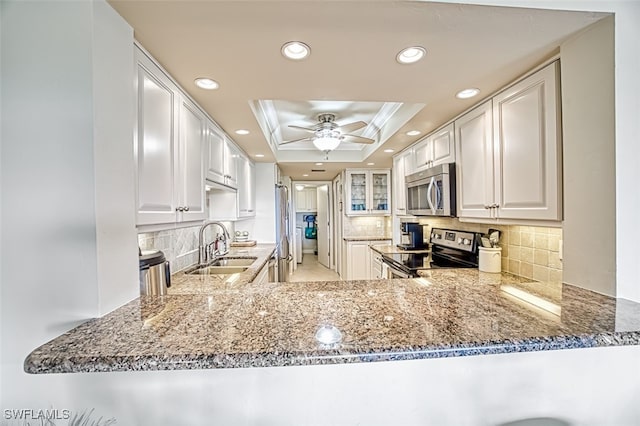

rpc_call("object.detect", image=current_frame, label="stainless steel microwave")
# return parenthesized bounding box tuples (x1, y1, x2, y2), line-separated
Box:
(405, 163, 456, 217)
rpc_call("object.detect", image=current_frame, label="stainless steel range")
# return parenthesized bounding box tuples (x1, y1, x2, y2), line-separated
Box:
(382, 228, 481, 278)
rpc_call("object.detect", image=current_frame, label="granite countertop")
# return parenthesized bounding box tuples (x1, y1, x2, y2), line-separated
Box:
(25, 267, 640, 374)
(343, 236, 392, 242)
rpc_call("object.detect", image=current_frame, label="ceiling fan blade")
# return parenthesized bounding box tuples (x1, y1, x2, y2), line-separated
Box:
(279, 137, 313, 145)
(342, 134, 375, 144)
(288, 125, 317, 134)
(336, 120, 367, 134)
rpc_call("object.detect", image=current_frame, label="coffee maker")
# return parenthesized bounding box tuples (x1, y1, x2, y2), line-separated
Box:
(397, 222, 427, 250)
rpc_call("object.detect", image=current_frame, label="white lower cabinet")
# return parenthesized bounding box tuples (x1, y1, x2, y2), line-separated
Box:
(345, 241, 371, 280)
(345, 240, 391, 280)
(455, 61, 562, 222)
(253, 262, 269, 284)
(370, 247, 384, 280)
(135, 48, 205, 226)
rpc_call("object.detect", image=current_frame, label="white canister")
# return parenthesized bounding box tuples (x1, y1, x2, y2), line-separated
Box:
(478, 247, 502, 273)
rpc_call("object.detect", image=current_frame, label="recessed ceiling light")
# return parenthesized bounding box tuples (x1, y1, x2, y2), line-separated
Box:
(315, 162, 323, 166)
(367, 162, 375, 166)
(281, 41, 311, 60)
(456, 88, 480, 99)
(194, 78, 219, 90)
(235, 129, 250, 135)
(406, 130, 421, 136)
(396, 46, 426, 64)
(255, 154, 264, 158)
(384, 149, 395, 153)
(302, 174, 309, 177)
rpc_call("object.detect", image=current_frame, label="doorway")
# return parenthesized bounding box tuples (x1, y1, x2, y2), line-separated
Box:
(290, 181, 336, 280)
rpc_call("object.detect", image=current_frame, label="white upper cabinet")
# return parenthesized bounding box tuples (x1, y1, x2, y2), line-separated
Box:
(414, 123, 455, 172)
(177, 97, 206, 222)
(206, 127, 238, 189)
(455, 100, 495, 219)
(455, 61, 562, 222)
(135, 53, 178, 225)
(392, 151, 413, 216)
(493, 62, 561, 221)
(135, 47, 207, 226)
(237, 154, 255, 218)
(223, 139, 238, 188)
(206, 125, 225, 184)
(296, 187, 317, 212)
(345, 169, 391, 216)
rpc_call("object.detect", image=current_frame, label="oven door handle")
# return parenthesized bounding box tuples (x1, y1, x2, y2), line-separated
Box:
(427, 176, 436, 215)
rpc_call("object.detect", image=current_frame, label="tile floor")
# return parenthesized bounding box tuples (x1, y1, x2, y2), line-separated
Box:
(290, 254, 341, 282)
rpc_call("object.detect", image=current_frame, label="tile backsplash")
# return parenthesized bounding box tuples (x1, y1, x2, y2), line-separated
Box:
(138, 221, 234, 273)
(343, 216, 392, 238)
(425, 218, 563, 282)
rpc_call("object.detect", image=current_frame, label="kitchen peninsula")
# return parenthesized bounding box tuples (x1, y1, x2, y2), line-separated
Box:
(25, 259, 640, 374)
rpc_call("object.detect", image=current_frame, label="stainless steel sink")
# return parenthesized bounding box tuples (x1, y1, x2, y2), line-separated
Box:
(209, 257, 256, 267)
(189, 265, 249, 275)
(186, 257, 257, 275)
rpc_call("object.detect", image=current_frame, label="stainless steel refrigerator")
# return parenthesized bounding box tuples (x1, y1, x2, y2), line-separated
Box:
(275, 184, 291, 281)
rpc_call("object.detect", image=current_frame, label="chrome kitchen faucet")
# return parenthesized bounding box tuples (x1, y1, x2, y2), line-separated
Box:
(198, 221, 231, 266)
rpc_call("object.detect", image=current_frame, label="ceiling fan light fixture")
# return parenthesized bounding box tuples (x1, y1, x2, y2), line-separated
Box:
(313, 136, 341, 152)
(281, 41, 311, 60)
(194, 78, 219, 90)
(456, 88, 480, 99)
(396, 46, 426, 64)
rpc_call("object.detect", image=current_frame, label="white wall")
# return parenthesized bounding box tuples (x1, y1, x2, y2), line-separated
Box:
(1, 0, 137, 410)
(92, 0, 139, 314)
(561, 16, 616, 296)
(3, 346, 640, 424)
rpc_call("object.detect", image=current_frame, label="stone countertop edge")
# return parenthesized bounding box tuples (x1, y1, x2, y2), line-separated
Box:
(23, 265, 640, 374)
(24, 331, 640, 374)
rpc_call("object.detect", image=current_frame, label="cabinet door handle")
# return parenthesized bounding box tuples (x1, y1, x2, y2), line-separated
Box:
(176, 207, 183, 212)
(184, 206, 189, 211)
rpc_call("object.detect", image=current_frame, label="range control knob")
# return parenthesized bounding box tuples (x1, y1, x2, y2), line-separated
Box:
(463, 238, 471, 245)
(457, 237, 463, 244)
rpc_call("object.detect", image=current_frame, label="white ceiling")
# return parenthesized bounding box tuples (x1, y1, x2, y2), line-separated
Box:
(108, 0, 607, 181)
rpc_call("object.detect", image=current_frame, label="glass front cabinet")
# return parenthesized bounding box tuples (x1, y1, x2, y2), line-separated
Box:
(345, 169, 391, 216)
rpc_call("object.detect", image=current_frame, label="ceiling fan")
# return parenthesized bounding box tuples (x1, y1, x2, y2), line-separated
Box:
(280, 113, 375, 154)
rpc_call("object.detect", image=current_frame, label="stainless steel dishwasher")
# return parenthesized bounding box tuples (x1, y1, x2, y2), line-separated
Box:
(268, 252, 279, 282)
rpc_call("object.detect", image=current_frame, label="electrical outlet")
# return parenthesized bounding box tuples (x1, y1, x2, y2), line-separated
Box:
(376, 221, 382, 228)
(559, 239, 563, 260)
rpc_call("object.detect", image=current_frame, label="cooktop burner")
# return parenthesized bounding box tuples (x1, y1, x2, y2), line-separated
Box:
(385, 252, 478, 271)
(382, 228, 482, 274)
